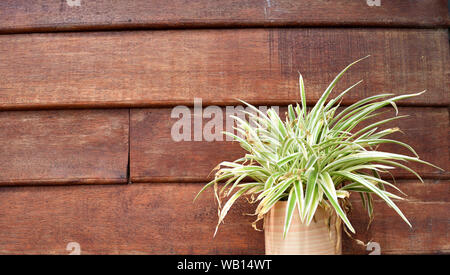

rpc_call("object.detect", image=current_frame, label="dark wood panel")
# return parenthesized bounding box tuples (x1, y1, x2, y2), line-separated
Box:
(0, 109, 129, 185)
(344, 179, 450, 254)
(0, 180, 446, 254)
(0, 183, 263, 254)
(0, 0, 448, 33)
(130, 107, 449, 182)
(0, 29, 448, 110)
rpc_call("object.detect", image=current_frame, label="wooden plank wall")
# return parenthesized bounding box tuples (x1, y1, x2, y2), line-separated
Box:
(0, 0, 449, 33)
(1, 29, 449, 109)
(0, 109, 129, 185)
(0, 1, 448, 254)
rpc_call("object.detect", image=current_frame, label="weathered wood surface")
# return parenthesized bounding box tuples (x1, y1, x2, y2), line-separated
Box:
(344, 179, 450, 254)
(0, 183, 263, 254)
(0, 109, 129, 185)
(130, 107, 449, 183)
(0, 0, 448, 34)
(0, 180, 446, 254)
(0, 29, 448, 110)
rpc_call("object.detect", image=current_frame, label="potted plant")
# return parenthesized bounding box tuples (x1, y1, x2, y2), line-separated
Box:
(195, 57, 439, 255)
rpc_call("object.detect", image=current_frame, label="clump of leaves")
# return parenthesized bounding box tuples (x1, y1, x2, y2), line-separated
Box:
(195, 56, 440, 238)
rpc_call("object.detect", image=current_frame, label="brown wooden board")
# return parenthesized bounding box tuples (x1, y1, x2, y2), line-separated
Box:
(0, 0, 448, 34)
(0, 109, 129, 185)
(0, 180, 447, 254)
(344, 179, 450, 254)
(130, 107, 449, 183)
(0, 29, 448, 110)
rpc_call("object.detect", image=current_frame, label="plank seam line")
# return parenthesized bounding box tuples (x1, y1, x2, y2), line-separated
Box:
(0, 25, 449, 36)
(0, 102, 448, 112)
(0, 178, 126, 181)
(127, 108, 132, 184)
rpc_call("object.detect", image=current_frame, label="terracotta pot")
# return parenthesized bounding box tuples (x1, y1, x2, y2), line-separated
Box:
(264, 201, 342, 255)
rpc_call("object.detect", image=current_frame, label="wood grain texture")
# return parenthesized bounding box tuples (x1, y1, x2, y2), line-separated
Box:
(344, 179, 450, 254)
(0, 180, 446, 254)
(0, 28, 448, 110)
(0, 109, 129, 185)
(0, 0, 448, 33)
(0, 183, 263, 254)
(130, 107, 449, 182)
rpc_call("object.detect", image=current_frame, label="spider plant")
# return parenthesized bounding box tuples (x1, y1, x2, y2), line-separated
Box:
(195, 56, 440, 238)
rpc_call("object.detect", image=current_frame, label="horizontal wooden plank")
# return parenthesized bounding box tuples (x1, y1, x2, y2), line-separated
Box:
(0, 29, 448, 110)
(130, 107, 449, 183)
(0, 109, 129, 185)
(0, 0, 448, 34)
(0, 182, 263, 254)
(344, 179, 450, 254)
(0, 180, 446, 254)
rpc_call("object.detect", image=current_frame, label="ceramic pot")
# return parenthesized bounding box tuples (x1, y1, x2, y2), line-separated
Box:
(264, 201, 342, 255)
